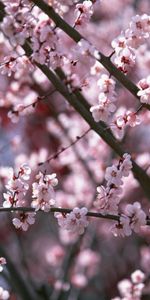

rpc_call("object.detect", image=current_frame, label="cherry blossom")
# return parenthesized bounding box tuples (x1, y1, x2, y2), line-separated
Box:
(113, 269, 146, 300)
(105, 165, 123, 187)
(94, 154, 132, 215)
(74, 1, 94, 26)
(125, 202, 147, 233)
(31, 172, 58, 212)
(3, 164, 31, 208)
(112, 216, 132, 237)
(131, 270, 145, 284)
(90, 73, 117, 122)
(12, 212, 36, 231)
(55, 207, 89, 235)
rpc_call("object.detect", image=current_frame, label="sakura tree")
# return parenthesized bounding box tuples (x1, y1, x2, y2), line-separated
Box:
(0, 0, 150, 299)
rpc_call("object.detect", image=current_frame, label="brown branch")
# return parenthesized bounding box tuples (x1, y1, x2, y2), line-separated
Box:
(1, 206, 150, 225)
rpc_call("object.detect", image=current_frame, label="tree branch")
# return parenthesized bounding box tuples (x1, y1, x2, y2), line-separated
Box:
(1, 206, 150, 225)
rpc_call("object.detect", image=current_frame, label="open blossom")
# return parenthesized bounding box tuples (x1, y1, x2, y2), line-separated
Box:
(111, 34, 127, 55)
(105, 165, 123, 187)
(97, 74, 116, 95)
(129, 14, 150, 37)
(112, 216, 132, 237)
(0, 287, 10, 300)
(74, 1, 94, 26)
(137, 76, 150, 104)
(131, 270, 145, 284)
(12, 212, 36, 231)
(114, 47, 136, 74)
(90, 103, 110, 122)
(125, 202, 147, 233)
(55, 207, 89, 235)
(3, 164, 31, 208)
(31, 172, 58, 212)
(0, 258, 6, 272)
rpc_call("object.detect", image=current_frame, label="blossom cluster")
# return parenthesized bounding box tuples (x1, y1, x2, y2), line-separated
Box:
(3, 165, 58, 230)
(112, 269, 145, 300)
(3, 163, 31, 208)
(31, 19, 62, 67)
(1, 0, 35, 46)
(55, 207, 89, 235)
(94, 153, 132, 215)
(90, 74, 117, 122)
(31, 171, 58, 212)
(90, 73, 140, 140)
(112, 14, 150, 73)
(112, 202, 147, 237)
(0, 53, 34, 78)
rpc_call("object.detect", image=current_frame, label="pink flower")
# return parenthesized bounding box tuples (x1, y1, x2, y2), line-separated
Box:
(3, 164, 31, 208)
(105, 165, 123, 187)
(125, 202, 146, 233)
(90, 104, 109, 122)
(55, 207, 89, 235)
(75, 1, 94, 26)
(12, 212, 36, 231)
(130, 14, 150, 38)
(112, 216, 132, 237)
(118, 278, 132, 297)
(31, 172, 58, 212)
(131, 270, 145, 284)
(137, 76, 150, 104)
(111, 34, 127, 55)
(97, 74, 116, 94)
(126, 111, 141, 127)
